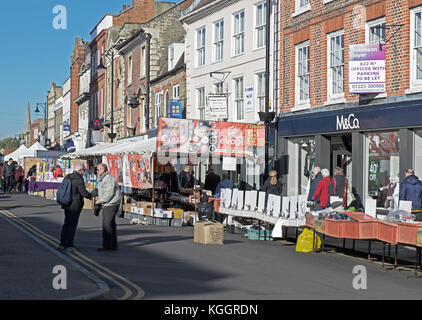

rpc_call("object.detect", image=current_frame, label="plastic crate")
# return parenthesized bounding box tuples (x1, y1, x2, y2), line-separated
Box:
(247, 228, 272, 240)
(397, 222, 422, 246)
(324, 219, 342, 238)
(154, 217, 171, 227)
(376, 220, 398, 244)
(171, 219, 183, 227)
(358, 220, 378, 239)
(339, 221, 359, 239)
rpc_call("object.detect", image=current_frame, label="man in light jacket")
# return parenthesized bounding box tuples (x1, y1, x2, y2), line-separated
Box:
(94, 163, 122, 251)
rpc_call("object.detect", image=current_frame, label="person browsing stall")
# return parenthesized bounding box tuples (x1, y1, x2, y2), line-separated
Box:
(312, 168, 332, 210)
(214, 171, 235, 198)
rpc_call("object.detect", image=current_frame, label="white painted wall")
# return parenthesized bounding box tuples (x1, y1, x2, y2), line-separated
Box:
(183, 0, 275, 124)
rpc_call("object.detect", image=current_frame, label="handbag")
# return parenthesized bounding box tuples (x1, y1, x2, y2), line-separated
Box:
(94, 203, 102, 216)
(346, 186, 356, 206)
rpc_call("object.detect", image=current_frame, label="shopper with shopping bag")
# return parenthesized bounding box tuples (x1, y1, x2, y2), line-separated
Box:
(312, 168, 332, 210)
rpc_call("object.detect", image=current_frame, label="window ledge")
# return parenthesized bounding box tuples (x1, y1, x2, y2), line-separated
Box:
(292, 5, 311, 18)
(323, 0, 335, 4)
(324, 96, 346, 106)
(231, 52, 245, 58)
(292, 102, 311, 112)
(405, 86, 422, 95)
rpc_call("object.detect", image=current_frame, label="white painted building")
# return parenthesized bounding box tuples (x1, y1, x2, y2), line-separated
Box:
(61, 77, 71, 146)
(181, 0, 278, 123)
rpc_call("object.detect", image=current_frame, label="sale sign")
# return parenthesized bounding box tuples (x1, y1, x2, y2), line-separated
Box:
(157, 118, 265, 157)
(349, 44, 385, 94)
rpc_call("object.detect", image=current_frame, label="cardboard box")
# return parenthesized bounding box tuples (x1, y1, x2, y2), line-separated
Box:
(168, 208, 184, 219)
(123, 204, 132, 212)
(83, 198, 95, 210)
(45, 189, 56, 199)
(154, 210, 173, 218)
(141, 201, 156, 216)
(194, 221, 224, 245)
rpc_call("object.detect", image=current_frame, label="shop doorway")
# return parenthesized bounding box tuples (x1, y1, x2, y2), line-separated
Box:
(330, 134, 352, 185)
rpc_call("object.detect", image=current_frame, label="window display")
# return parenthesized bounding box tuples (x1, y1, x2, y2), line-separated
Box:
(366, 131, 400, 208)
(288, 137, 315, 195)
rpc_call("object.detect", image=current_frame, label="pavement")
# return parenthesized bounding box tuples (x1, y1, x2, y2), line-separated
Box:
(2, 193, 422, 300)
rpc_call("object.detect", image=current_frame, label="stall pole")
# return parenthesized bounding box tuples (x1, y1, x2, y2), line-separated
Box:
(415, 248, 419, 276)
(394, 245, 398, 268)
(382, 242, 385, 268)
(388, 243, 391, 259)
(343, 238, 346, 251)
(352, 239, 355, 251)
(368, 240, 372, 260)
(312, 228, 316, 253)
(152, 154, 155, 204)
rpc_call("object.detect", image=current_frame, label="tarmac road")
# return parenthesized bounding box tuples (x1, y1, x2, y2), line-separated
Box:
(2, 193, 422, 300)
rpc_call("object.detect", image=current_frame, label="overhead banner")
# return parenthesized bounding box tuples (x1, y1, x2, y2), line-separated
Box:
(106, 155, 123, 185)
(156, 118, 265, 157)
(349, 44, 385, 94)
(125, 154, 153, 189)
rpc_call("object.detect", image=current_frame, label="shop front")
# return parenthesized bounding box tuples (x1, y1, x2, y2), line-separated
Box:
(277, 99, 422, 211)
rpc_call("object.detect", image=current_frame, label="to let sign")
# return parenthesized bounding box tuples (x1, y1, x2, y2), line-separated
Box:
(349, 44, 385, 94)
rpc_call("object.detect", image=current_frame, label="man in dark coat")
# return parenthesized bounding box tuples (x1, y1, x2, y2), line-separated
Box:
(399, 169, 422, 218)
(2, 158, 15, 194)
(179, 165, 194, 189)
(59, 163, 92, 252)
(204, 167, 221, 195)
(307, 166, 322, 202)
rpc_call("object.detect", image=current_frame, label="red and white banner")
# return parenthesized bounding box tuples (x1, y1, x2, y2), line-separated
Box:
(156, 118, 265, 157)
(106, 155, 123, 184)
(124, 154, 153, 189)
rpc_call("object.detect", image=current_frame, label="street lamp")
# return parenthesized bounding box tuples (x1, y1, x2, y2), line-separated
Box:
(35, 100, 48, 147)
(97, 50, 117, 142)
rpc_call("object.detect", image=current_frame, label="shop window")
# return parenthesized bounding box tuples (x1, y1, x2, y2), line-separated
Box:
(415, 130, 422, 177)
(366, 131, 400, 209)
(287, 137, 315, 195)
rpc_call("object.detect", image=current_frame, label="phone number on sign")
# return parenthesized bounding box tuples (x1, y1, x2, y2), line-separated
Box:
(350, 83, 385, 92)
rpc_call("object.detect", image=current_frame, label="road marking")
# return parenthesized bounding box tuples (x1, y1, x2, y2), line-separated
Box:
(0, 209, 145, 300)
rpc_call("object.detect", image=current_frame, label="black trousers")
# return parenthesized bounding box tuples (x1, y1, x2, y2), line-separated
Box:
(102, 205, 119, 250)
(4, 176, 13, 193)
(60, 209, 81, 248)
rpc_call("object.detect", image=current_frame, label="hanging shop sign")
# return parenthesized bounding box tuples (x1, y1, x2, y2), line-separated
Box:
(349, 44, 386, 94)
(244, 85, 255, 113)
(207, 94, 228, 120)
(93, 118, 104, 130)
(157, 118, 265, 157)
(169, 101, 183, 119)
(63, 124, 70, 132)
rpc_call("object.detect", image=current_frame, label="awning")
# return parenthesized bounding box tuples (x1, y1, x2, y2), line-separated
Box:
(66, 143, 114, 158)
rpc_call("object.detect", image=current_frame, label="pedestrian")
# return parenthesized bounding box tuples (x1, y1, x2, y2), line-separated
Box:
(214, 171, 235, 198)
(263, 170, 283, 196)
(307, 166, 322, 202)
(0, 163, 3, 193)
(2, 158, 15, 194)
(399, 169, 422, 220)
(14, 165, 24, 192)
(93, 163, 122, 251)
(331, 167, 349, 207)
(204, 167, 221, 195)
(169, 165, 179, 193)
(312, 168, 332, 210)
(179, 165, 194, 190)
(58, 163, 92, 252)
(53, 165, 63, 179)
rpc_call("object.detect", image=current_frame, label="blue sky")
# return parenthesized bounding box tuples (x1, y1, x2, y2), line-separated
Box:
(0, 0, 177, 140)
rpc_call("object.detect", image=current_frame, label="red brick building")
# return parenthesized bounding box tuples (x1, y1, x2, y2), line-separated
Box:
(277, 0, 422, 209)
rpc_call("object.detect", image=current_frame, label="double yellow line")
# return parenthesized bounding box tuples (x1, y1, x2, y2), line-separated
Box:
(0, 209, 145, 300)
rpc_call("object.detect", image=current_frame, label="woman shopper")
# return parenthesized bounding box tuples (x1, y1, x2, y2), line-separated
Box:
(263, 170, 283, 196)
(14, 165, 24, 192)
(94, 163, 121, 251)
(312, 168, 332, 210)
